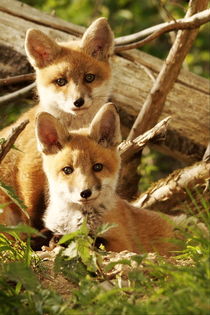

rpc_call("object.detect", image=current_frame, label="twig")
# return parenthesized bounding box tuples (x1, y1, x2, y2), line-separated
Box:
(133, 160, 210, 211)
(203, 142, 210, 162)
(0, 73, 35, 86)
(0, 119, 29, 164)
(118, 116, 171, 161)
(126, 0, 208, 141)
(0, 82, 36, 105)
(114, 9, 210, 51)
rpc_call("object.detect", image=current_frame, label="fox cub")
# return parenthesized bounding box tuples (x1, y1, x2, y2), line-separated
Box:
(0, 18, 114, 228)
(36, 103, 176, 256)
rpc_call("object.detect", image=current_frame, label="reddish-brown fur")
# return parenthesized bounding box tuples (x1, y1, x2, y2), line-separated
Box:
(36, 104, 177, 256)
(0, 18, 114, 228)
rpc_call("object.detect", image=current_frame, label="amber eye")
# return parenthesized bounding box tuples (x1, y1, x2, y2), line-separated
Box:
(55, 78, 67, 86)
(84, 73, 95, 83)
(92, 163, 103, 172)
(62, 166, 73, 175)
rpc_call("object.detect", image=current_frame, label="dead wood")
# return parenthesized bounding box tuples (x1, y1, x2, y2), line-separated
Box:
(133, 160, 210, 213)
(203, 142, 210, 162)
(0, 119, 29, 164)
(0, 73, 35, 86)
(115, 9, 210, 52)
(127, 0, 209, 141)
(118, 0, 209, 198)
(0, 82, 36, 105)
(119, 116, 171, 160)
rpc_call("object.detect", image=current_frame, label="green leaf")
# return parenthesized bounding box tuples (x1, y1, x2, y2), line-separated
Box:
(104, 259, 131, 272)
(58, 219, 89, 245)
(0, 181, 29, 219)
(0, 223, 38, 235)
(1, 261, 39, 290)
(95, 223, 117, 236)
(0, 138, 6, 145)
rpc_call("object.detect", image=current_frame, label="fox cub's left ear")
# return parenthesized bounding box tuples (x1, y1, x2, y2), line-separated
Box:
(36, 112, 69, 154)
(89, 102, 121, 147)
(25, 29, 61, 68)
(81, 17, 114, 61)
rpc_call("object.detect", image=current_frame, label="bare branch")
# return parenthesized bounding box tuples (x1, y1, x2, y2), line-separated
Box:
(114, 9, 210, 52)
(118, 116, 171, 161)
(0, 120, 29, 164)
(0, 82, 36, 105)
(126, 0, 209, 142)
(133, 160, 210, 211)
(203, 142, 210, 162)
(0, 73, 35, 86)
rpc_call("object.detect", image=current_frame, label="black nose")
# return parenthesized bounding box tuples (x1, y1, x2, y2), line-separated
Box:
(74, 97, 84, 108)
(80, 189, 92, 199)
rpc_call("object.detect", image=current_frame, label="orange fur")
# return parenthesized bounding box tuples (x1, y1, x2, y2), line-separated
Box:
(36, 103, 177, 256)
(0, 18, 114, 228)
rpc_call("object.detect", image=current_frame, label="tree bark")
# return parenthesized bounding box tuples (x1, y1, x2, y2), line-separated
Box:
(133, 160, 210, 214)
(118, 0, 209, 198)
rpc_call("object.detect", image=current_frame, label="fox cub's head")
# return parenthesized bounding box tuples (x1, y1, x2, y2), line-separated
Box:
(25, 18, 114, 118)
(36, 103, 121, 208)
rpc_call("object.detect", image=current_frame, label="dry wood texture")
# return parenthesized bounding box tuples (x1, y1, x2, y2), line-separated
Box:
(0, 0, 209, 163)
(133, 160, 210, 213)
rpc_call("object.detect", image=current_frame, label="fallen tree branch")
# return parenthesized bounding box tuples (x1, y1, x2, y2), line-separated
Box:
(118, 116, 171, 160)
(0, 119, 29, 164)
(203, 142, 210, 162)
(0, 82, 36, 105)
(115, 8, 210, 52)
(118, 0, 208, 199)
(0, 73, 35, 86)
(133, 160, 210, 212)
(0, 0, 209, 54)
(127, 0, 208, 142)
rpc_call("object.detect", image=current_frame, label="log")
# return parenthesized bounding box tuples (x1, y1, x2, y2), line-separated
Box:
(0, 0, 209, 163)
(133, 160, 210, 214)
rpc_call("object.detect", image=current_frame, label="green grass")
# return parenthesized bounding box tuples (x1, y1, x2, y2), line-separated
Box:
(0, 202, 209, 315)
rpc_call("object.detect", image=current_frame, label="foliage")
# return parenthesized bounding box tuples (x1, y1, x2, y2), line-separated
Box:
(0, 1, 209, 313)
(0, 199, 209, 314)
(0, 181, 29, 219)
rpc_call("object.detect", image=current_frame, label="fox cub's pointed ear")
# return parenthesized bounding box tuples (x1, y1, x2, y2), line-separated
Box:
(25, 29, 61, 68)
(36, 112, 69, 154)
(89, 102, 121, 147)
(81, 18, 114, 61)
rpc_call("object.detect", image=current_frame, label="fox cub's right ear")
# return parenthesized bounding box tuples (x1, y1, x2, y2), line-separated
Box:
(89, 102, 121, 147)
(81, 17, 114, 61)
(25, 29, 61, 68)
(36, 112, 69, 154)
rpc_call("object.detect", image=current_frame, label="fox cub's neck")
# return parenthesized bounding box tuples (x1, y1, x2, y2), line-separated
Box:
(25, 18, 114, 129)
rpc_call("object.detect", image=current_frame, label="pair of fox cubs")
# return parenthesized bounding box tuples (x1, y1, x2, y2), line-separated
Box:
(0, 18, 177, 255)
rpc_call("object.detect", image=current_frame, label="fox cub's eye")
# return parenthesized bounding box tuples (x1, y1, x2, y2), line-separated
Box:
(55, 78, 67, 86)
(62, 166, 73, 175)
(92, 163, 103, 172)
(84, 73, 95, 83)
